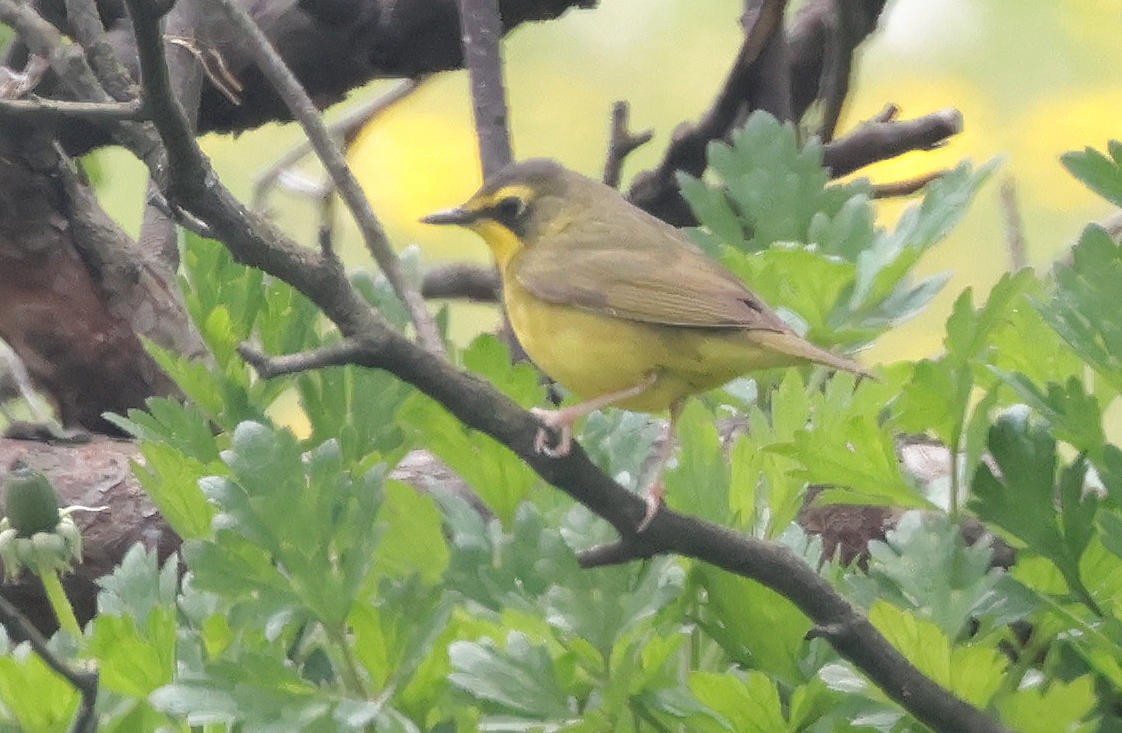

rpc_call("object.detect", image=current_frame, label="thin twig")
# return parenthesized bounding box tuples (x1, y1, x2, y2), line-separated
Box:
(238, 340, 368, 378)
(602, 101, 653, 187)
(0, 594, 98, 732)
(0, 97, 144, 121)
(211, 0, 443, 355)
(870, 169, 947, 198)
(999, 178, 1028, 271)
(457, 0, 514, 178)
(251, 78, 426, 212)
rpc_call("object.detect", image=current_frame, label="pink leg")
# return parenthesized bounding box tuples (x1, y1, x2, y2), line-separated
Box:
(637, 398, 685, 532)
(531, 373, 658, 458)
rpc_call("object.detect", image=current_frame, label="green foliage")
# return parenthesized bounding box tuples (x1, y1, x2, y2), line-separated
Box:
(15, 128, 1122, 733)
(679, 112, 993, 350)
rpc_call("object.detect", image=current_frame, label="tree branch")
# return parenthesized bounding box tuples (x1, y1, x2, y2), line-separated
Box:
(211, 0, 443, 355)
(458, 0, 514, 177)
(0, 96, 143, 121)
(823, 107, 962, 177)
(602, 100, 653, 187)
(626, 0, 788, 224)
(421, 263, 501, 301)
(251, 78, 426, 212)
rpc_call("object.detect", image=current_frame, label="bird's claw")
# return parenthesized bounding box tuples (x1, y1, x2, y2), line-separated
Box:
(532, 408, 572, 457)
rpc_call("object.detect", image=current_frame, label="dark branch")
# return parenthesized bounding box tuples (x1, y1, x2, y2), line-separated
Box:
(602, 101, 653, 187)
(823, 108, 962, 177)
(458, 0, 514, 178)
(816, 0, 866, 141)
(626, 0, 788, 224)
(870, 169, 947, 198)
(238, 340, 370, 378)
(422, 263, 501, 301)
(0, 96, 143, 121)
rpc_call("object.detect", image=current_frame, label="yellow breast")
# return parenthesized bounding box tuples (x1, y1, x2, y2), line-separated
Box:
(502, 273, 791, 413)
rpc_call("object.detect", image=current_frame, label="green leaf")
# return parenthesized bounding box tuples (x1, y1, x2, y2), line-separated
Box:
(351, 577, 452, 690)
(0, 645, 80, 730)
(1040, 224, 1122, 397)
(695, 566, 809, 683)
(664, 400, 730, 524)
(460, 334, 546, 408)
(722, 246, 856, 348)
(850, 160, 995, 320)
(868, 602, 1005, 708)
(850, 512, 1000, 639)
(89, 607, 176, 696)
(188, 423, 385, 630)
(449, 632, 575, 721)
(970, 410, 1100, 609)
(688, 670, 787, 733)
(298, 364, 414, 467)
(776, 374, 925, 509)
(131, 441, 218, 540)
(96, 544, 179, 628)
(1062, 144, 1122, 207)
(995, 674, 1097, 733)
(994, 373, 1104, 457)
(399, 393, 537, 525)
(371, 480, 450, 583)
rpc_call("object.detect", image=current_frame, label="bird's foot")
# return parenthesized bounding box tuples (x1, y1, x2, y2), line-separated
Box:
(636, 482, 666, 533)
(531, 407, 573, 457)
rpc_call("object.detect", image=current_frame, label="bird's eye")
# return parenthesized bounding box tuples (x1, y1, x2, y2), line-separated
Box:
(494, 195, 526, 225)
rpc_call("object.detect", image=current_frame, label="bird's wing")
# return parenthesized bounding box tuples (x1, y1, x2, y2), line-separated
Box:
(512, 214, 792, 333)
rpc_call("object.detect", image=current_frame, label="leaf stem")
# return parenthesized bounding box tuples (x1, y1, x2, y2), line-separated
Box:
(40, 569, 81, 637)
(327, 624, 367, 698)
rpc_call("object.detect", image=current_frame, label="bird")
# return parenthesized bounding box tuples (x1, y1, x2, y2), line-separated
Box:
(423, 158, 868, 530)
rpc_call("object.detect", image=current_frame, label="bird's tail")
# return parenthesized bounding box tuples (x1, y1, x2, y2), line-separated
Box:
(751, 330, 874, 380)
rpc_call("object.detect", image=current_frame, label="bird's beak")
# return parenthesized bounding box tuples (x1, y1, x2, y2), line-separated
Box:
(420, 207, 475, 226)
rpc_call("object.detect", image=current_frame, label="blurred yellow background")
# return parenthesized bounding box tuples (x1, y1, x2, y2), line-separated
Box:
(92, 0, 1122, 364)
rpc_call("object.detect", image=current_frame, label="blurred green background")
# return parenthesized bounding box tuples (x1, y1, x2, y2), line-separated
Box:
(91, 0, 1122, 362)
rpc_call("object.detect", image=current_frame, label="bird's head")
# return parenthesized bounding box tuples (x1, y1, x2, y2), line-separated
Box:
(421, 158, 587, 268)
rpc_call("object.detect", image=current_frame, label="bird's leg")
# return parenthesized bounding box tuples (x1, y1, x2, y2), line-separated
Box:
(531, 373, 658, 457)
(637, 398, 684, 532)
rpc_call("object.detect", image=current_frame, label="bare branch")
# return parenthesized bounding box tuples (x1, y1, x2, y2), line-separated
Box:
(0, 96, 143, 121)
(602, 101, 653, 187)
(1000, 178, 1028, 271)
(422, 263, 501, 301)
(870, 169, 947, 198)
(816, 0, 866, 141)
(211, 0, 444, 355)
(251, 78, 426, 212)
(458, 0, 514, 177)
(238, 340, 372, 378)
(627, 0, 788, 224)
(823, 107, 962, 177)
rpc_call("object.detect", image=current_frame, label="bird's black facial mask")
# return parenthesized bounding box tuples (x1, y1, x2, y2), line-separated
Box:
(487, 194, 530, 238)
